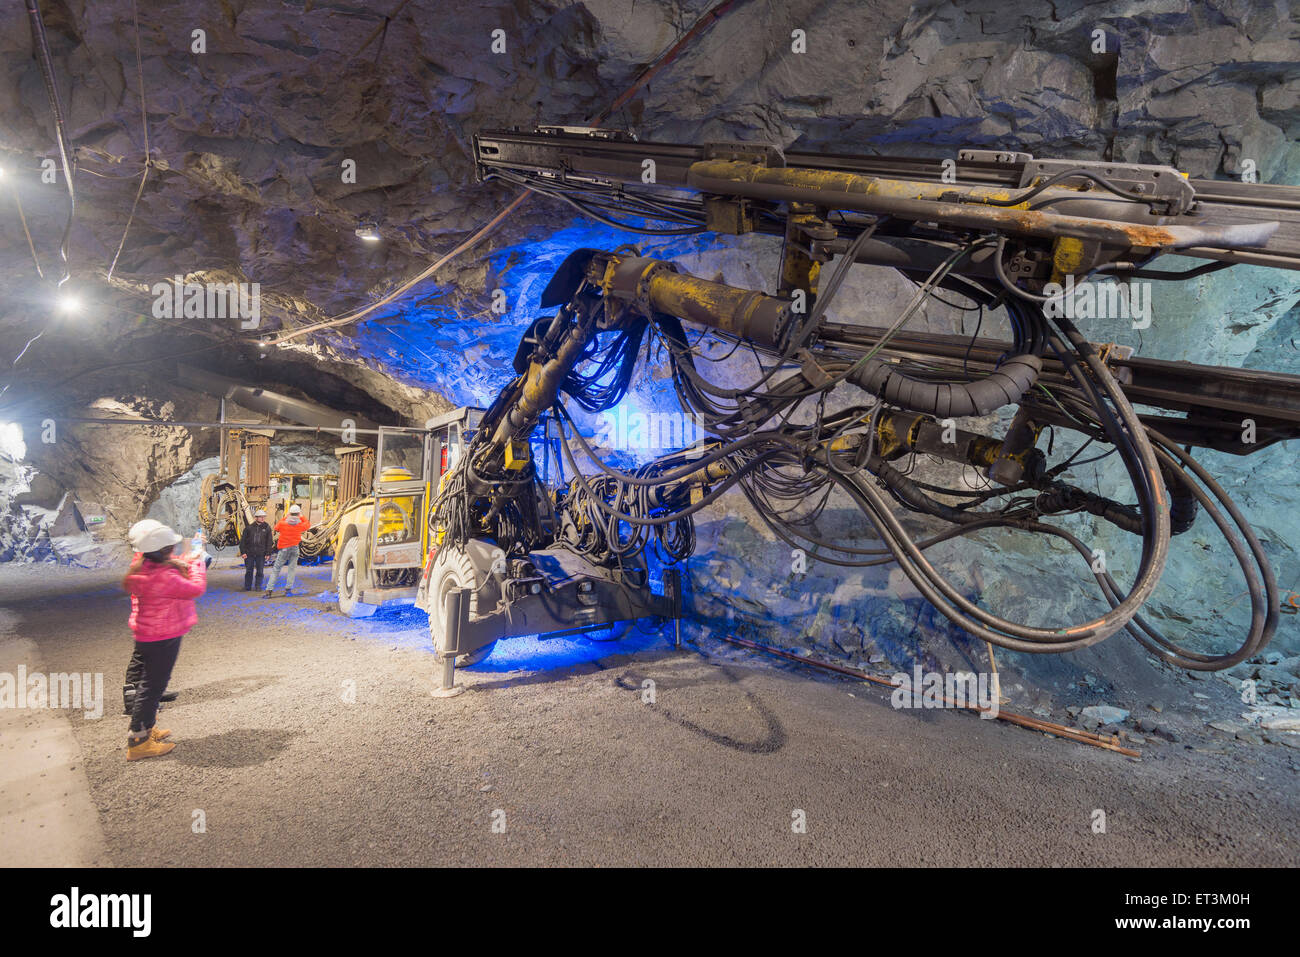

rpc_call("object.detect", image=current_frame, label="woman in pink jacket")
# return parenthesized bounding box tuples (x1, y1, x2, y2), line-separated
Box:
(122, 524, 207, 761)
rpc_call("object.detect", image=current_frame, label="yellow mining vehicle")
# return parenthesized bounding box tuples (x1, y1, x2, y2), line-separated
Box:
(198, 426, 275, 548)
(331, 408, 639, 671)
(200, 427, 349, 557)
(266, 471, 338, 526)
(331, 411, 484, 619)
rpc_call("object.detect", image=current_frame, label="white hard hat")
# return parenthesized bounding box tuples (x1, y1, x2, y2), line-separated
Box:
(137, 525, 183, 553)
(288, 504, 301, 514)
(255, 508, 266, 517)
(127, 519, 163, 549)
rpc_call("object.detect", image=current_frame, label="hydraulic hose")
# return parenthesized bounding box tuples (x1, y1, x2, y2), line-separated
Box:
(847, 353, 1043, 417)
(1035, 484, 1143, 535)
(1161, 462, 1200, 535)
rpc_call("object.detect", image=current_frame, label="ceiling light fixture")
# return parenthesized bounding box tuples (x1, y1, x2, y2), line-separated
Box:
(355, 224, 381, 242)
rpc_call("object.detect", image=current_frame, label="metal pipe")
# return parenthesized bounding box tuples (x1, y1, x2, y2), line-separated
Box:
(432, 589, 466, 698)
(687, 160, 1279, 253)
(716, 634, 1141, 757)
(603, 255, 791, 348)
(47, 417, 419, 435)
(645, 270, 790, 348)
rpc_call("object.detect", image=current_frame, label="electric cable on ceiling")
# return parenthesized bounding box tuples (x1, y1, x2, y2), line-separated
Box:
(265, 0, 745, 346)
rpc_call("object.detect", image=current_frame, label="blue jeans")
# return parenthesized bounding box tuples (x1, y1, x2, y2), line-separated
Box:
(268, 545, 300, 592)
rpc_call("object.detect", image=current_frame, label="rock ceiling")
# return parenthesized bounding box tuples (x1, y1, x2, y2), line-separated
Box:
(2, 0, 1296, 423)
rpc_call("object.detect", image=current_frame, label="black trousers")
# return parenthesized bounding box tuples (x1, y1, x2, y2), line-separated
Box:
(125, 645, 144, 689)
(128, 636, 183, 736)
(243, 552, 267, 590)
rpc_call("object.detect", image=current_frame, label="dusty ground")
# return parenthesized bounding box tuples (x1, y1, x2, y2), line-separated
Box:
(0, 560, 1297, 867)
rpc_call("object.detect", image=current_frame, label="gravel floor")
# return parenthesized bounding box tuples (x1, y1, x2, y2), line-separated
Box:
(1, 561, 1297, 866)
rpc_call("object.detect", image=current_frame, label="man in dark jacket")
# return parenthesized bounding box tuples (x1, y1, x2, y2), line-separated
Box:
(239, 509, 273, 592)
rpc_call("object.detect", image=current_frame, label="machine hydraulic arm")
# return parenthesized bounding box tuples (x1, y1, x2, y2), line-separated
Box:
(424, 128, 1300, 676)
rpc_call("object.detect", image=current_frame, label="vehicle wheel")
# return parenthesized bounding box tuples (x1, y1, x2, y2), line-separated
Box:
(336, 538, 376, 619)
(428, 545, 497, 667)
(582, 619, 631, 641)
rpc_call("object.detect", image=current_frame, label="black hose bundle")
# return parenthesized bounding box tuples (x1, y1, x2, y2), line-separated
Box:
(1034, 483, 1143, 535)
(452, 218, 1274, 670)
(847, 353, 1043, 418)
(561, 317, 649, 413)
(1160, 462, 1200, 535)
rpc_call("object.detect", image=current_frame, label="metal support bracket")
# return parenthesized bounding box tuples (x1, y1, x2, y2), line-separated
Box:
(778, 203, 836, 313)
(431, 587, 466, 698)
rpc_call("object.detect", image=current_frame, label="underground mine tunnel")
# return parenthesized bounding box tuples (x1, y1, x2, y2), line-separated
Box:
(0, 0, 1298, 893)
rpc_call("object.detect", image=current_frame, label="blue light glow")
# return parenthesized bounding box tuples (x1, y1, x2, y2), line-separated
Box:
(192, 561, 674, 674)
(341, 216, 753, 406)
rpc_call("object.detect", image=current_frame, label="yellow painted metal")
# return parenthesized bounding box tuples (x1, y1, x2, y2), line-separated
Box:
(421, 479, 430, 560)
(874, 413, 925, 459)
(691, 159, 1029, 207)
(781, 204, 828, 303)
(504, 439, 529, 471)
(644, 270, 781, 342)
(1050, 237, 1086, 285)
(968, 436, 1003, 468)
(598, 258, 618, 296)
(689, 160, 1185, 249)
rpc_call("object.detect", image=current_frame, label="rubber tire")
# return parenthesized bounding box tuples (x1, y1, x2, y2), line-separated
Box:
(427, 546, 497, 667)
(336, 538, 376, 619)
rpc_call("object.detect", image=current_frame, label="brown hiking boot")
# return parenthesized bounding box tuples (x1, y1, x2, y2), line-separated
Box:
(127, 735, 175, 761)
(150, 726, 172, 742)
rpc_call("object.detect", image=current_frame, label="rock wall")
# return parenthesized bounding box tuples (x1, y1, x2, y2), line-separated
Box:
(0, 386, 337, 566)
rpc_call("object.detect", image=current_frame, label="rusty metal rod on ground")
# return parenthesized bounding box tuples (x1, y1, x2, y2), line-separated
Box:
(715, 634, 1141, 758)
